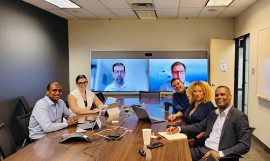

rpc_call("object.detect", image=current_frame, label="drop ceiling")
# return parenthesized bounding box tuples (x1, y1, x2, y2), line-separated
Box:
(22, 0, 259, 20)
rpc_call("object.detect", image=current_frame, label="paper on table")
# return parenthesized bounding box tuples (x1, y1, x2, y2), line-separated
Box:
(158, 132, 187, 140)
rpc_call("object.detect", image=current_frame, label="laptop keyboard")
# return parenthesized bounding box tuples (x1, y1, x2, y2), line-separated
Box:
(77, 121, 96, 130)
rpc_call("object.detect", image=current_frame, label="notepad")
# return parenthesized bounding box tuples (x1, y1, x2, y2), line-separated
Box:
(158, 132, 187, 140)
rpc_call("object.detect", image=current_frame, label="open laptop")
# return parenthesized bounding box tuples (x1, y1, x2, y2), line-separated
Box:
(104, 97, 117, 107)
(77, 111, 102, 130)
(131, 106, 165, 123)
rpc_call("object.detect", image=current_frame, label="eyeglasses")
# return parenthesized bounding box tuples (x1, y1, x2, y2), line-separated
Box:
(113, 70, 125, 74)
(77, 81, 88, 86)
(172, 70, 185, 74)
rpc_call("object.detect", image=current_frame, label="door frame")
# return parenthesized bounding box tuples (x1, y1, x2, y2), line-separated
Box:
(234, 33, 249, 112)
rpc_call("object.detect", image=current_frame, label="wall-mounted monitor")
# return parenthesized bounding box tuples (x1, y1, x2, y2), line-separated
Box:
(91, 59, 148, 92)
(90, 50, 209, 93)
(149, 59, 208, 91)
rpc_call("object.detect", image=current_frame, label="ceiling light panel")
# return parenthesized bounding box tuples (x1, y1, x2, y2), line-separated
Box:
(45, 0, 80, 8)
(206, 0, 234, 6)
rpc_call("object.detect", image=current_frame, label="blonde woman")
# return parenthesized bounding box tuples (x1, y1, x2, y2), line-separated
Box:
(168, 81, 215, 147)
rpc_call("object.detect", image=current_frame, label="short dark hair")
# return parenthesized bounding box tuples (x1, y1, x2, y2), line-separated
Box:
(46, 82, 60, 90)
(216, 86, 232, 95)
(170, 78, 183, 85)
(112, 63, 125, 72)
(171, 61, 186, 71)
(75, 75, 87, 83)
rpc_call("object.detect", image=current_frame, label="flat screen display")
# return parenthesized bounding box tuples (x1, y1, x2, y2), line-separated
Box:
(149, 59, 208, 91)
(91, 59, 149, 92)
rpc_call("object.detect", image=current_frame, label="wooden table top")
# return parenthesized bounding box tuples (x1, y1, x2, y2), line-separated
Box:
(4, 98, 191, 161)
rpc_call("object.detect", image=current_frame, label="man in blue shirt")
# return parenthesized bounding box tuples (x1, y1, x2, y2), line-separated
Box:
(159, 61, 190, 91)
(104, 62, 136, 91)
(29, 82, 78, 140)
(169, 78, 189, 113)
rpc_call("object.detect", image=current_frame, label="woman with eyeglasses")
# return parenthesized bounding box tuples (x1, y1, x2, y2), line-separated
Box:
(68, 75, 103, 115)
(168, 80, 215, 147)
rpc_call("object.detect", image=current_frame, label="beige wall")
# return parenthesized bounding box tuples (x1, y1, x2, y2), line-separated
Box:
(234, 0, 270, 148)
(68, 19, 233, 90)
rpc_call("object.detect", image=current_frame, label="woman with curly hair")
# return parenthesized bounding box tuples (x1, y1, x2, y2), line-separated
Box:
(168, 81, 215, 147)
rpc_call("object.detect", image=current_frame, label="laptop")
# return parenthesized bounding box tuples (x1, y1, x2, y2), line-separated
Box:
(131, 106, 165, 123)
(104, 97, 117, 107)
(77, 112, 102, 130)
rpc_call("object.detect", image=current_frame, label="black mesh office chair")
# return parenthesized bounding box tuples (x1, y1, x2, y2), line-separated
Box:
(0, 123, 17, 159)
(91, 92, 105, 110)
(139, 91, 160, 103)
(139, 91, 160, 99)
(18, 96, 30, 114)
(16, 113, 32, 148)
(96, 92, 105, 103)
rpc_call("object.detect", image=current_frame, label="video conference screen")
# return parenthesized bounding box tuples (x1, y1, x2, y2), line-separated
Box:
(91, 59, 149, 92)
(149, 59, 208, 91)
(90, 58, 208, 92)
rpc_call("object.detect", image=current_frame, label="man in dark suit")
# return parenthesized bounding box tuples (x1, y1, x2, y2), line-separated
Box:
(167, 86, 251, 161)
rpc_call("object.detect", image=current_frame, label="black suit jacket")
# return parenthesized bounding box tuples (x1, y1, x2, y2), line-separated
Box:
(180, 107, 251, 157)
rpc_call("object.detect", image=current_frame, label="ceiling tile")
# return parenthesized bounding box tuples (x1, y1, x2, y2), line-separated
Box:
(154, 0, 179, 9)
(64, 8, 98, 19)
(21, 0, 260, 20)
(178, 8, 201, 18)
(90, 9, 119, 19)
(230, 0, 258, 7)
(99, 0, 130, 9)
(180, 0, 208, 8)
(156, 9, 178, 19)
(218, 6, 247, 18)
(110, 9, 138, 19)
(199, 7, 226, 18)
(47, 9, 78, 19)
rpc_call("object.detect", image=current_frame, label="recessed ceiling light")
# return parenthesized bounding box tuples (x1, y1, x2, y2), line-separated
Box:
(45, 0, 80, 8)
(206, 0, 234, 7)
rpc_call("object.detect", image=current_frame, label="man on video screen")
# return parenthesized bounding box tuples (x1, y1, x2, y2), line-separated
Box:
(159, 61, 190, 91)
(104, 63, 136, 91)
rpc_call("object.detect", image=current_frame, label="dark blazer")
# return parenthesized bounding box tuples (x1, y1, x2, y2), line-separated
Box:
(180, 107, 251, 158)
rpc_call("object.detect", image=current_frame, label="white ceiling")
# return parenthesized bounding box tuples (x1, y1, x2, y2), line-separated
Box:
(22, 0, 259, 20)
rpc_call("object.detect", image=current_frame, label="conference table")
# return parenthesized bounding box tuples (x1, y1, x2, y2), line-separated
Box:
(4, 98, 192, 161)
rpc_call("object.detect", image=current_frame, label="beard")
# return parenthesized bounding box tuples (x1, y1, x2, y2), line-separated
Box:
(115, 77, 124, 85)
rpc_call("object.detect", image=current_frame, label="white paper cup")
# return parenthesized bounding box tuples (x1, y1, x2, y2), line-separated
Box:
(142, 129, 151, 145)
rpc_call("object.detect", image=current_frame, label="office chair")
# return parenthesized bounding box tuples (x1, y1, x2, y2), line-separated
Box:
(0, 123, 17, 159)
(164, 102, 172, 111)
(96, 92, 105, 103)
(139, 91, 160, 99)
(139, 91, 161, 104)
(18, 96, 30, 114)
(249, 127, 256, 134)
(16, 113, 32, 148)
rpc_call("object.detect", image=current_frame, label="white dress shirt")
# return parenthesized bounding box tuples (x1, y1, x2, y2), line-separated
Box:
(204, 106, 232, 157)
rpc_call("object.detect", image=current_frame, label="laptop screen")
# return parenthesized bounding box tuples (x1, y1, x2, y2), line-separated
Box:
(104, 97, 117, 107)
